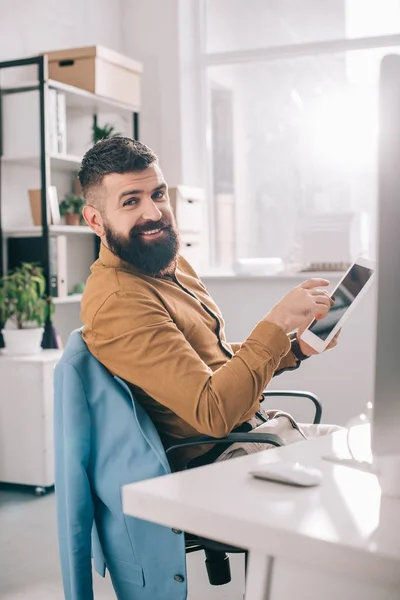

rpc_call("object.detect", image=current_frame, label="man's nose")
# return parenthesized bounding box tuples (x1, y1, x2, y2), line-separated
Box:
(142, 199, 162, 221)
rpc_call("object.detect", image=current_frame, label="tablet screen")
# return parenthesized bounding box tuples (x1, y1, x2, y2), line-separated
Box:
(308, 263, 374, 340)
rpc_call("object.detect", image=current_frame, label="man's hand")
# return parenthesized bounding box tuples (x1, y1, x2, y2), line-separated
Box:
(297, 325, 341, 356)
(263, 279, 332, 334)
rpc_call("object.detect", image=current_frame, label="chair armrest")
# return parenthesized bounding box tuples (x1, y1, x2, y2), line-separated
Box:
(262, 389, 322, 424)
(165, 432, 284, 456)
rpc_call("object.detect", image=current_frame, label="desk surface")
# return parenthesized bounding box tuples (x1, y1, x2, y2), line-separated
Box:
(123, 429, 400, 588)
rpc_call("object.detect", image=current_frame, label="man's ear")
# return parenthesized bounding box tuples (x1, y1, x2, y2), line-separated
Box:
(82, 204, 105, 238)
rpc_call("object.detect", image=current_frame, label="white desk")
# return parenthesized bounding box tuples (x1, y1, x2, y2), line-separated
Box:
(123, 430, 400, 600)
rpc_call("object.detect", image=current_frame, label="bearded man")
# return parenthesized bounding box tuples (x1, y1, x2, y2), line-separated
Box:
(80, 137, 339, 471)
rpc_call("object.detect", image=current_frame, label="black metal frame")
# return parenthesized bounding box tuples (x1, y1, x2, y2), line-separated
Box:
(0, 55, 140, 348)
(0, 56, 52, 344)
(0, 75, 3, 282)
(262, 389, 322, 424)
(166, 389, 322, 462)
(166, 431, 284, 456)
(133, 111, 139, 140)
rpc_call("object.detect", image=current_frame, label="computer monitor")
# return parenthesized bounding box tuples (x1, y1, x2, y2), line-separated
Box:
(372, 54, 400, 481)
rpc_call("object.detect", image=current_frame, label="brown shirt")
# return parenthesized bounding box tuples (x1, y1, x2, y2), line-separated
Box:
(81, 244, 299, 469)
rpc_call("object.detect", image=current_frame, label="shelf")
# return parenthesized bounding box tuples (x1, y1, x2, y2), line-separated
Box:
(1, 153, 82, 172)
(4, 225, 92, 238)
(51, 153, 82, 171)
(53, 294, 83, 305)
(1, 78, 139, 115)
(49, 79, 139, 115)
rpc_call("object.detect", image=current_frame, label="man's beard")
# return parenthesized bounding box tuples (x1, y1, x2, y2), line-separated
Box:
(104, 216, 180, 276)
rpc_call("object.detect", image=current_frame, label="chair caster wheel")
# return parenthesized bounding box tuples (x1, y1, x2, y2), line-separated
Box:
(34, 487, 46, 497)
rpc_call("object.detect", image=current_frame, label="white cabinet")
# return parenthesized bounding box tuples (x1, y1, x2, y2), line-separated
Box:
(0, 350, 62, 489)
(169, 186, 205, 271)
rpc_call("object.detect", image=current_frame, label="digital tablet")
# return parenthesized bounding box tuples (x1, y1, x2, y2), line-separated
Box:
(299, 257, 375, 353)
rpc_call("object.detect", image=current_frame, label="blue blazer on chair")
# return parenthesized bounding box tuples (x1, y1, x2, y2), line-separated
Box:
(54, 329, 187, 600)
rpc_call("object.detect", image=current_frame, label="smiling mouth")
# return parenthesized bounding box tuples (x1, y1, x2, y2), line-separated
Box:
(138, 227, 165, 237)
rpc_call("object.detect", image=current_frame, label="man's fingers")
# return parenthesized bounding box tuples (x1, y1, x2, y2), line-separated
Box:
(310, 288, 335, 304)
(326, 329, 341, 349)
(313, 294, 332, 308)
(315, 303, 330, 321)
(300, 278, 330, 290)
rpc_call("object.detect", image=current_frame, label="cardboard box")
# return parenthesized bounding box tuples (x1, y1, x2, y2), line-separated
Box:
(46, 46, 143, 108)
(169, 186, 204, 234)
(29, 187, 60, 226)
(180, 233, 202, 273)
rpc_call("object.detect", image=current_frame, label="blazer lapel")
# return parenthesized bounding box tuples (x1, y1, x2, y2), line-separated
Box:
(114, 376, 171, 474)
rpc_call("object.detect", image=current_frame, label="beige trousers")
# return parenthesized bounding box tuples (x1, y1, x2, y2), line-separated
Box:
(216, 412, 341, 462)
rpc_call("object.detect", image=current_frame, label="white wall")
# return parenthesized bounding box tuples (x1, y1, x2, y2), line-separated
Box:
(0, 0, 202, 186)
(0, 0, 123, 60)
(0, 0, 127, 343)
(121, 0, 183, 186)
(121, 0, 203, 188)
(121, 0, 209, 265)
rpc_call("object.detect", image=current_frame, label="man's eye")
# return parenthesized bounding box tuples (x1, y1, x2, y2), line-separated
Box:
(153, 191, 165, 200)
(123, 198, 138, 207)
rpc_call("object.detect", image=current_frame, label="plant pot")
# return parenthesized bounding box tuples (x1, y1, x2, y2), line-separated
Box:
(65, 213, 81, 226)
(1, 328, 44, 355)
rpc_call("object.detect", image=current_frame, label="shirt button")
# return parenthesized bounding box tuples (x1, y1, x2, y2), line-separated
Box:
(174, 574, 185, 583)
(172, 528, 182, 534)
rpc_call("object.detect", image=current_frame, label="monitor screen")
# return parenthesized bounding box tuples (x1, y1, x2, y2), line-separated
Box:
(308, 264, 374, 341)
(373, 53, 400, 457)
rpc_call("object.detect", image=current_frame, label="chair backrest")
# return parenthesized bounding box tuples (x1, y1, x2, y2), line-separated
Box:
(54, 329, 187, 600)
(58, 328, 170, 472)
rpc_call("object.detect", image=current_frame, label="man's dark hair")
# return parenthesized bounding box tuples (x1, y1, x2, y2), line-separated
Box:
(78, 137, 158, 207)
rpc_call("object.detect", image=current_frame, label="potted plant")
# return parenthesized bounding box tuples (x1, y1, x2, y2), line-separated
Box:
(59, 193, 84, 226)
(0, 263, 53, 355)
(92, 117, 121, 144)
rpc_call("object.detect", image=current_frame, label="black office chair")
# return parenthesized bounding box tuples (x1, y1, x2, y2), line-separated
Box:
(166, 390, 322, 587)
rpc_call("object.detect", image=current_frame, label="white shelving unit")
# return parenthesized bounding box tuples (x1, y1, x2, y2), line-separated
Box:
(4, 225, 92, 237)
(53, 293, 83, 305)
(2, 153, 82, 172)
(48, 78, 139, 115)
(0, 54, 140, 346)
(1, 78, 139, 115)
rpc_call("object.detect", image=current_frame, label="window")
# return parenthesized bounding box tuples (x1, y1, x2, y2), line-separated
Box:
(205, 0, 400, 54)
(202, 1, 400, 268)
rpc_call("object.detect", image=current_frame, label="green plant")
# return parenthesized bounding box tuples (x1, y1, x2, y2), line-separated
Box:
(0, 263, 54, 329)
(59, 193, 85, 216)
(92, 120, 121, 144)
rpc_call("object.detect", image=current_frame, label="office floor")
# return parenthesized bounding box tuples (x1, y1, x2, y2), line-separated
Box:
(0, 485, 244, 599)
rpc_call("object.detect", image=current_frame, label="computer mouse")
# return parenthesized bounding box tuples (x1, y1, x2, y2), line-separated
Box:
(250, 461, 323, 487)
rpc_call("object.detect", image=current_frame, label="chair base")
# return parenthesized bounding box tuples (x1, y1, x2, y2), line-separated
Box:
(205, 549, 231, 585)
(186, 533, 246, 586)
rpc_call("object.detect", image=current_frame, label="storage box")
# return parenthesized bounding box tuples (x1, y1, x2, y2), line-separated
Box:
(169, 186, 204, 234)
(180, 233, 202, 273)
(29, 187, 60, 226)
(46, 46, 143, 108)
(300, 212, 365, 266)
